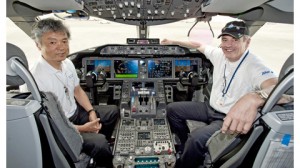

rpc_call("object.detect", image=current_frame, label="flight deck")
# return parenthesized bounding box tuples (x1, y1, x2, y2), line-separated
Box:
(72, 41, 212, 168)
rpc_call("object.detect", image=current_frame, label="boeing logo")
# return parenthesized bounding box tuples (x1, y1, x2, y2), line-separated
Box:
(262, 71, 273, 75)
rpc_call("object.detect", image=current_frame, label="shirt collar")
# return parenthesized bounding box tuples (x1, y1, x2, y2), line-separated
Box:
(39, 56, 63, 74)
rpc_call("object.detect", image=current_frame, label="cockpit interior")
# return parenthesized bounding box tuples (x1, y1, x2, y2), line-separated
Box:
(6, 0, 294, 168)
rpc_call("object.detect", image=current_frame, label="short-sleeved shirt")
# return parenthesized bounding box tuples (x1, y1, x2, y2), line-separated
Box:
(204, 46, 277, 114)
(31, 57, 80, 118)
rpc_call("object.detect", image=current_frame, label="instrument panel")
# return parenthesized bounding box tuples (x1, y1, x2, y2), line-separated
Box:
(73, 44, 209, 82)
(82, 57, 203, 80)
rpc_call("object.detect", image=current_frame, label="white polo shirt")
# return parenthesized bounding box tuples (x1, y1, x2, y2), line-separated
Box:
(204, 46, 277, 114)
(31, 57, 80, 118)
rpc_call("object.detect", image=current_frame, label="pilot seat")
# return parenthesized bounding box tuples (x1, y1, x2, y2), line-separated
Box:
(6, 43, 94, 168)
(185, 54, 294, 168)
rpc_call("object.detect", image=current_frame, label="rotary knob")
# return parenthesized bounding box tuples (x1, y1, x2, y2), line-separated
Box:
(144, 146, 152, 154)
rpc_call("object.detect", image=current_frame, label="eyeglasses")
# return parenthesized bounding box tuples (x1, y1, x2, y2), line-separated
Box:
(64, 86, 70, 100)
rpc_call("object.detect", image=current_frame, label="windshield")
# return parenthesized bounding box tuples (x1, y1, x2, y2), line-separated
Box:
(6, 15, 293, 74)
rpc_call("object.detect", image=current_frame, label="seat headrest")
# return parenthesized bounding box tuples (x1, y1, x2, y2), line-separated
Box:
(6, 43, 29, 86)
(278, 54, 293, 95)
(279, 54, 293, 80)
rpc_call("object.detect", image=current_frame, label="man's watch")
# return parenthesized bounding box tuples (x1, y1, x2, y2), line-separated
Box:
(255, 90, 269, 100)
(87, 108, 95, 114)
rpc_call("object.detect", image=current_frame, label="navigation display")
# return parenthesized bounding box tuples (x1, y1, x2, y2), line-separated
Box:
(175, 59, 198, 78)
(114, 60, 139, 78)
(137, 132, 151, 140)
(85, 59, 111, 78)
(148, 60, 172, 78)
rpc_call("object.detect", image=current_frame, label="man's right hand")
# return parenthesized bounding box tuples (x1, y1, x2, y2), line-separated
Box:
(161, 39, 173, 45)
(160, 39, 205, 53)
(77, 118, 102, 133)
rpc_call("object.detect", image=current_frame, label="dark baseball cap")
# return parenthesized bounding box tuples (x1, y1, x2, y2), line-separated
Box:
(218, 21, 249, 39)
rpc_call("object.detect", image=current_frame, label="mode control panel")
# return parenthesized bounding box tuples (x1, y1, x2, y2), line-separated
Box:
(120, 80, 167, 119)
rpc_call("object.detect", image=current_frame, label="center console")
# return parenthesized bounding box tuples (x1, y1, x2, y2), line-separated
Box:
(113, 80, 176, 168)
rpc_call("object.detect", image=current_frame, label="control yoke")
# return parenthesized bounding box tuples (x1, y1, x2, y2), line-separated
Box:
(85, 68, 107, 105)
(86, 67, 107, 87)
(179, 71, 206, 87)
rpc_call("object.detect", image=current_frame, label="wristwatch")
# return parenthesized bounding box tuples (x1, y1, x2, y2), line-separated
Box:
(255, 90, 269, 100)
(87, 108, 96, 114)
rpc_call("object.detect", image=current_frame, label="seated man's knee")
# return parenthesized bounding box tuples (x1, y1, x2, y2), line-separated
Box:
(166, 103, 177, 117)
(82, 133, 110, 153)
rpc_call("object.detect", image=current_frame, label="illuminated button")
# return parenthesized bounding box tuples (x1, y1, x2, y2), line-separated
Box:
(135, 149, 141, 155)
(132, 106, 136, 112)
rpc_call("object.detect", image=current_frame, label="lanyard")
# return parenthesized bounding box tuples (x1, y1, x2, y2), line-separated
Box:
(222, 50, 249, 97)
(55, 71, 72, 105)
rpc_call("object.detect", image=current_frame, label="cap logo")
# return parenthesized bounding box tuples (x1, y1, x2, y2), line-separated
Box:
(228, 24, 235, 29)
(218, 21, 249, 39)
(226, 24, 242, 30)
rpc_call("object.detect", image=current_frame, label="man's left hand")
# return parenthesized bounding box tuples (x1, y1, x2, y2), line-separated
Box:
(221, 92, 263, 134)
(89, 110, 101, 131)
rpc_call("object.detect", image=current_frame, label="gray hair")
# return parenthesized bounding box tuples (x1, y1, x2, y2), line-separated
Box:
(31, 18, 70, 44)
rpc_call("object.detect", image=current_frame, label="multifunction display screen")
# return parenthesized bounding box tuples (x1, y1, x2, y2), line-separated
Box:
(114, 60, 139, 78)
(85, 59, 111, 78)
(83, 58, 201, 79)
(147, 60, 172, 78)
(175, 59, 199, 78)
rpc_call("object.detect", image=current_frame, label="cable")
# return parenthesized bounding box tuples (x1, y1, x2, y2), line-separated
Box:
(187, 20, 215, 38)
(208, 21, 215, 38)
(187, 20, 199, 37)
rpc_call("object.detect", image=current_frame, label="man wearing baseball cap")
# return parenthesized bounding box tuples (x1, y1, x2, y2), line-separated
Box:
(160, 20, 285, 167)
